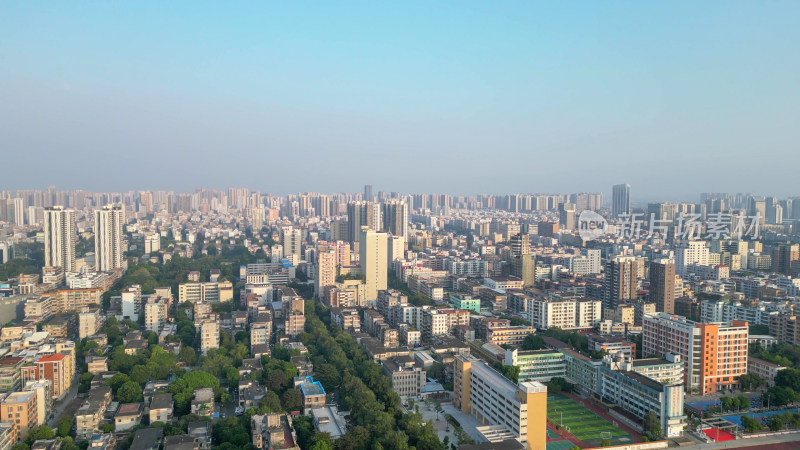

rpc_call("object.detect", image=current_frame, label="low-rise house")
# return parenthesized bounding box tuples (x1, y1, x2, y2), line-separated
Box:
(290, 356, 313, 378)
(31, 439, 62, 450)
(310, 406, 347, 440)
(143, 380, 170, 404)
(382, 356, 426, 398)
(748, 356, 786, 386)
(86, 357, 108, 374)
(187, 422, 212, 448)
(149, 393, 173, 424)
(190, 388, 215, 417)
(251, 413, 298, 449)
(88, 433, 116, 450)
(75, 386, 112, 438)
(124, 340, 148, 355)
(238, 380, 266, 410)
(164, 435, 204, 450)
(297, 377, 326, 412)
(114, 403, 144, 432)
(130, 428, 163, 450)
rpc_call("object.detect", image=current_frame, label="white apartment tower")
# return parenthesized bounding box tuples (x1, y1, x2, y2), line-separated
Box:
(43, 206, 77, 273)
(282, 227, 302, 262)
(94, 204, 125, 271)
(675, 240, 709, 276)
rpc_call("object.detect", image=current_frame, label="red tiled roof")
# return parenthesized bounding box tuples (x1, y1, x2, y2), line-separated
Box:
(37, 354, 66, 362)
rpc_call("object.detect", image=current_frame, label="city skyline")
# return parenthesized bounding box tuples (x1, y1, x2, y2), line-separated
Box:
(3, 2, 800, 198)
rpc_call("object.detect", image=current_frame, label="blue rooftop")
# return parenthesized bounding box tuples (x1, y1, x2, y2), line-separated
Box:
(299, 376, 325, 396)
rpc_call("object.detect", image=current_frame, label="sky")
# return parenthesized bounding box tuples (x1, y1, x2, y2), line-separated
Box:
(1, 1, 799, 202)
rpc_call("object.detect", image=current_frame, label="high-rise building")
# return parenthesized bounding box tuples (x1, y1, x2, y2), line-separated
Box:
(282, 227, 303, 261)
(94, 204, 125, 272)
(364, 184, 373, 202)
(643, 313, 748, 394)
(612, 184, 631, 218)
(346, 201, 380, 244)
(509, 233, 530, 258)
(650, 260, 676, 314)
(381, 200, 408, 237)
(359, 228, 388, 303)
(748, 196, 767, 225)
(198, 319, 220, 355)
(0, 241, 12, 264)
(558, 202, 576, 230)
(1, 391, 38, 438)
(772, 243, 799, 276)
(675, 240, 709, 276)
(78, 309, 102, 339)
(604, 257, 639, 310)
(454, 355, 547, 449)
(316, 250, 337, 298)
(43, 206, 76, 273)
(387, 235, 405, 268)
(769, 314, 800, 346)
(6, 198, 25, 225)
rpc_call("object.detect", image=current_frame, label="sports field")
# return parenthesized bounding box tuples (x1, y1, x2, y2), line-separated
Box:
(547, 394, 632, 445)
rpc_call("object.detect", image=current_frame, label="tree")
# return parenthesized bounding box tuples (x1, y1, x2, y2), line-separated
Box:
(521, 334, 545, 351)
(207, 245, 218, 256)
(740, 373, 765, 392)
(130, 365, 150, 385)
(315, 364, 341, 391)
(741, 415, 763, 433)
(310, 431, 334, 450)
(260, 391, 282, 412)
(735, 395, 750, 411)
(763, 386, 797, 407)
(775, 368, 800, 392)
(281, 389, 303, 412)
(57, 417, 73, 437)
(767, 414, 787, 432)
(25, 426, 55, 445)
(336, 426, 370, 450)
(179, 346, 196, 365)
(501, 365, 520, 383)
(104, 372, 131, 393)
(643, 411, 661, 439)
(225, 366, 240, 386)
(118, 381, 144, 403)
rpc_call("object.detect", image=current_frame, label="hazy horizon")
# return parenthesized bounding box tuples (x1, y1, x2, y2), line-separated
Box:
(2, 2, 799, 199)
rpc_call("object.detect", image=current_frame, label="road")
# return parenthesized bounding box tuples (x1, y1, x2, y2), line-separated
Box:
(48, 372, 81, 427)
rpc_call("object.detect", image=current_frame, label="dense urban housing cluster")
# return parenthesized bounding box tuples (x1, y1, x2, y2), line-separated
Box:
(0, 186, 799, 450)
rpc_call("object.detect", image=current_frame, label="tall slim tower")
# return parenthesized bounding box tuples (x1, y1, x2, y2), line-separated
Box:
(94, 204, 125, 272)
(347, 201, 380, 244)
(359, 227, 388, 302)
(604, 257, 638, 310)
(381, 200, 408, 237)
(649, 260, 676, 314)
(364, 185, 373, 202)
(7, 198, 24, 225)
(612, 184, 631, 217)
(43, 206, 76, 273)
(316, 250, 337, 298)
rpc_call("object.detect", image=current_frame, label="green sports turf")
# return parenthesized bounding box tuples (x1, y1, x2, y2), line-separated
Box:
(547, 394, 631, 444)
(547, 440, 577, 450)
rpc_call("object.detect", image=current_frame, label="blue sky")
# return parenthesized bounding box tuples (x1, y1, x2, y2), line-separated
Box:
(1, 1, 799, 201)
